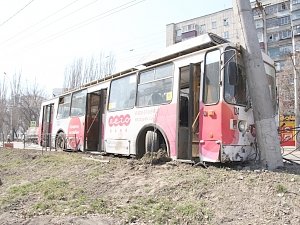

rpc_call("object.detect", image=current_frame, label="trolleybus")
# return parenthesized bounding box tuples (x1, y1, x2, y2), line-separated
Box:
(38, 33, 277, 162)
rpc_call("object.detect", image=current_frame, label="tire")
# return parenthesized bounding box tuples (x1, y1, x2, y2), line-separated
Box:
(145, 131, 159, 153)
(56, 132, 66, 151)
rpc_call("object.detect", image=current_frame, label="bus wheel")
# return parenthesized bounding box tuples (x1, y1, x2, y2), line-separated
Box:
(56, 133, 66, 151)
(145, 131, 159, 153)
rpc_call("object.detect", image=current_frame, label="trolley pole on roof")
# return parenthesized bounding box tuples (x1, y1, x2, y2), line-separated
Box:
(233, 0, 283, 170)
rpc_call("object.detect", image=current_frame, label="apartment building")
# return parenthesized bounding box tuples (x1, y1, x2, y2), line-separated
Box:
(166, 0, 300, 114)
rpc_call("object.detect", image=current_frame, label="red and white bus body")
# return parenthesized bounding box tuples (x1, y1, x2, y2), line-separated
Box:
(38, 33, 277, 163)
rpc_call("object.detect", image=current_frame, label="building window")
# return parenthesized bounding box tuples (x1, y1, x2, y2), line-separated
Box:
(295, 25, 300, 35)
(223, 18, 229, 26)
(268, 47, 280, 58)
(252, 8, 260, 16)
(212, 21, 217, 29)
(265, 5, 277, 15)
(223, 31, 229, 39)
(293, 0, 300, 5)
(279, 16, 290, 25)
(278, 2, 288, 11)
(280, 30, 292, 39)
(199, 24, 206, 34)
(280, 45, 292, 56)
(268, 33, 279, 42)
(292, 10, 300, 20)
(257, 31, 263, 42)
(255, 19, 263, 29)
(176, 29, 182, 37)
(182, 24, 196, 33)
(266, 18, 278, 28)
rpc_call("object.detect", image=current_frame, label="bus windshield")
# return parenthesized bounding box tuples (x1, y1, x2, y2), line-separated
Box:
(224, 47, 247, 106)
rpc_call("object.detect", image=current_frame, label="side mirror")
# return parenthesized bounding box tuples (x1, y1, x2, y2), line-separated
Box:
(228, 62, 238, 86)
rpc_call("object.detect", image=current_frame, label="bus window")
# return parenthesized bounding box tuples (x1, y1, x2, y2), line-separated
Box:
(57, 94, 71, 119)
(137, 63, 174, 107)
(203, 50, 220, 104)
(224, 48, 247, 105)
(70, 90, 87, 117)
(108, 74, 136, 111)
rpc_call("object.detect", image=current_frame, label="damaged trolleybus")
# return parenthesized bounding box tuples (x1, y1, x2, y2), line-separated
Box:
(38, 33, 277, 163)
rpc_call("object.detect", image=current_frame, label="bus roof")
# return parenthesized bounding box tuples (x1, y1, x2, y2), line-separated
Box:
(139, 32, 229, 67)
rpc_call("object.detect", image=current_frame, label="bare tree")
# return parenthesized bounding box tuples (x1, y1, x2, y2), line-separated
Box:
(63, 51, 116, 90)
(275, 52, 300, 115)
(1, 72, 46, 141)
(3, 71, 23, 140)
(0, 78, 8, 140)
(63, 57, 84, 90)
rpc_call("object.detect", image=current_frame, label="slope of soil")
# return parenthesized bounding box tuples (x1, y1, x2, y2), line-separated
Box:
(0, 148, 300, 225)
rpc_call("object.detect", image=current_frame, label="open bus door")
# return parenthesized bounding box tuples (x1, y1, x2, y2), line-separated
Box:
(84, 89, 107, 151)
(41, 104, 54, 147)
(178, 63, 201, 161)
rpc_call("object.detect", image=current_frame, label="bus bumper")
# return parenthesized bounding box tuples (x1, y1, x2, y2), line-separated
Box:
(221, 145, 257, 162)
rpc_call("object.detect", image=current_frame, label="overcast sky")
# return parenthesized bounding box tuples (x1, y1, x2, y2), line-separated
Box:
(0, 0, 232, 95)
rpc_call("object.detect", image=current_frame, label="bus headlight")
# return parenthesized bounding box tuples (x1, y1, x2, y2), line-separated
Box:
(238, 120, 247, 133)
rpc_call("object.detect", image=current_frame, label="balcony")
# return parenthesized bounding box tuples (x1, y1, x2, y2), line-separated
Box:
(181, 30, 197, 41)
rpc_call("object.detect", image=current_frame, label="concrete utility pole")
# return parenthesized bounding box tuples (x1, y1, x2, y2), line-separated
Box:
(233, 0, 283, 170)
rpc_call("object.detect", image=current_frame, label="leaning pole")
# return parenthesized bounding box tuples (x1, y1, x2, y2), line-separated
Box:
(233, 0, 283, 170)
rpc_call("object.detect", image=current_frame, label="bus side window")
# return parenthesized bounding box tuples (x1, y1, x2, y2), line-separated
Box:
(150, 92, 163, 105)
(57, 95, 71, 119)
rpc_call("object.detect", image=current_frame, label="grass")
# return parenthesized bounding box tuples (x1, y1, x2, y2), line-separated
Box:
(0, 149, 216, 224)
(275, 184, 288, 194)
(0, 170, 111, 216)
(112, 196, 211, 225)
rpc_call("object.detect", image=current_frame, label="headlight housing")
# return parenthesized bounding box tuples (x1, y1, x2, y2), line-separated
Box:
(238, 120, 247, 133)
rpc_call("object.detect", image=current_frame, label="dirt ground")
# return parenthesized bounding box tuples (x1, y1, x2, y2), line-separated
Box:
(0, 148, 300, 225)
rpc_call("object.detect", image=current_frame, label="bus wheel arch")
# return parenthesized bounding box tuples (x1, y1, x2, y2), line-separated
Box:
(55, 130, 66, 151)
(135, 124, 169, 158)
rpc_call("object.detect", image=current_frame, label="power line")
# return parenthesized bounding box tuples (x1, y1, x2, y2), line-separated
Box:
(1, 0, 162, 72)
(0, 0, 35, 27)
(22, 0, 147, 50)
(0, 0, 98, 47)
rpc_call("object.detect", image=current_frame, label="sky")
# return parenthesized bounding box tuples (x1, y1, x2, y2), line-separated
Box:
(0, 0, 232, 95)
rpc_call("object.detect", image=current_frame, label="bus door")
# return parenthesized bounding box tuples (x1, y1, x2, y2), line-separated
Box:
(199, 49, 222, 162)
(84, 89, 107, 151)
(178, 63, 201, 160)
(41, 104, 54, 147)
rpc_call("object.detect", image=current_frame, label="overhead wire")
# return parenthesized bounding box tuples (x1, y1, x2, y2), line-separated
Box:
(0, 0, 98, 47)
(0, 0, 35, 27)
(1, 0, 166, 74)
(25, 0, 146, 49)
(1, 0, 147, 54)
